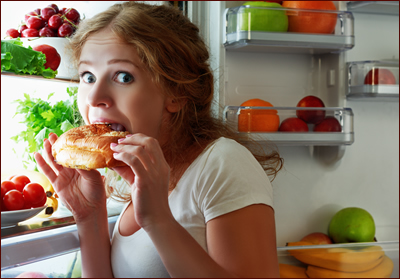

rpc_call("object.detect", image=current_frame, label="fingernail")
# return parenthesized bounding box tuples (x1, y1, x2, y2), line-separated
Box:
(110, 143, 117, 148)
(43, 138, 47, 142)
(118, 138, 124, 143)
(126, 134, 133, 137)
(49, 132, 55, 136)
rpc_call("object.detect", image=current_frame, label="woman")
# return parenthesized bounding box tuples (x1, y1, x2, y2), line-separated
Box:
(35, 2, 283, 277)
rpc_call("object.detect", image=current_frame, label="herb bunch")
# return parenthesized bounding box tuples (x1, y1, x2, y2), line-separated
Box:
(11, 86, 84, 170)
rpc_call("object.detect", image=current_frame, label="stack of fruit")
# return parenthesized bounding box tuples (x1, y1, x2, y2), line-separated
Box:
(1, 170, 58, 218)
(279, 95, 342, 132)
(4, 4, 81, 39)
(279, 207, 394, 278)
(239, 1, 338, 35)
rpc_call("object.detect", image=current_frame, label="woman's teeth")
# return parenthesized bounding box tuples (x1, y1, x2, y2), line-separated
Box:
(93, 122, 126, 131)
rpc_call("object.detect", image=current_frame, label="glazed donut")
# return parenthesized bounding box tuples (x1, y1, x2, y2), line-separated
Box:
(52, 124, 130, 170)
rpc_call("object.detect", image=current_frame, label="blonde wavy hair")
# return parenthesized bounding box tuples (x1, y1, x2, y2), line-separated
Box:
(67, 1, 283, 202)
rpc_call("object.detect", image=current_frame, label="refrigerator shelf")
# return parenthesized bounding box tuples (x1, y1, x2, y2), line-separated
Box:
(223, 106, 354, 146)
(347, 60, 399, 101)
(347, 1, 399, 16)
(224, 5, 354, 54)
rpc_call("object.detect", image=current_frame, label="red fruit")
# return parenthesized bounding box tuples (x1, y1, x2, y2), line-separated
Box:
(301, 232, 333, 245)
(364, 68, 397, 85)
(5, 28, 20, 38)
(11, 175, 31, 192)
(19, 24, 28, 33)
(278, 117, 309, 132)
(34, 8, 41, 16)
(64, 8, 80, 22)
(48, 4, 59, 13)
(39, 27, 56, 37)
(58, 23, 74, 37)
(21, 28, 39, 38)
(296, 95, 326, 124)
(23, 183, 47, 208)
(25, 11, 39, 23)
(1, 181, 16, 198)
(60, 8, 68, 15)
(41, 7, 56, 21)
(313, 117, 341, 132)
(32, 44, 61, 71)
(48, 14, 63, 30)
(26, 16, 45, 30)
(3, 190, 24, 211)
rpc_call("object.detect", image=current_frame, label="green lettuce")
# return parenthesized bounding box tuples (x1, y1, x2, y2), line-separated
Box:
(1, 38, 57, 78)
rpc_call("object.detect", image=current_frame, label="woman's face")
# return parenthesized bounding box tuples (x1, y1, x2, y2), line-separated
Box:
(77, 28, 175, 143)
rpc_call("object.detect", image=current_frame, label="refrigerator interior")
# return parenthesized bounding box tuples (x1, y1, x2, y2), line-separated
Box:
(1, 1, 399, 277)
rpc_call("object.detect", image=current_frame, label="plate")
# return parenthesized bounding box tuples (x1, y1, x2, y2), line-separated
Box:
(1, 205, 47, 228)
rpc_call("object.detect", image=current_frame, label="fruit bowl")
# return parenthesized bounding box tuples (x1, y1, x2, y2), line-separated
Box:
(1, 205, 47, 227)
(18, 37, 79, 81)
(347, 60, 399, 100)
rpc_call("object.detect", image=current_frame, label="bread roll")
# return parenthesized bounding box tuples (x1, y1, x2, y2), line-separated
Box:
(52, 124, 130, 170)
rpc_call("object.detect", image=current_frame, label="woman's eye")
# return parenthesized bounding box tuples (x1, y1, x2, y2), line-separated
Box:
(115, 72, 134, 84)
(81, 72, 96, 83)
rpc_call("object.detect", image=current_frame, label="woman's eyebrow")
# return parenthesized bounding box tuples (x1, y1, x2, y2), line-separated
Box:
(107, 59, 139, 68)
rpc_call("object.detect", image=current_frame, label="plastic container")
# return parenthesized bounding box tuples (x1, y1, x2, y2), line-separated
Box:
(19, 37, 79, 81)
(347, 60, 399, 100)
(223, 106, 354, 146)
(278, 241, 399, 278)
(224, 5, 354, 53)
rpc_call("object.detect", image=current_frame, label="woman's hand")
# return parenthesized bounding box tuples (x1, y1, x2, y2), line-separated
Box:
(34, 133, 107, 223)
(110, 133, 173, 230)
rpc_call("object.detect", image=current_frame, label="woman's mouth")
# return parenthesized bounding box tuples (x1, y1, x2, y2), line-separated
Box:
(93, 122, 127, 131)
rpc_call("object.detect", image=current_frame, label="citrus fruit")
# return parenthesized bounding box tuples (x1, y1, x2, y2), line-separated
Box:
(239, 1, 288, 32)
(282, 1, 337, 34)
(238, 99, 280, 132)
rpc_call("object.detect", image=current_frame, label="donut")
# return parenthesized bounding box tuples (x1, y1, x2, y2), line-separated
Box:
(52, 124, 130, 170)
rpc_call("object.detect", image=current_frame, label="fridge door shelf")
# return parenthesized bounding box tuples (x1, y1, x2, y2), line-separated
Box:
(277, 241, 399, 278)
(347, 60, 399, 101)
(347, 1, 399, 16)
(223, 106, 354, 146)
(224, 5, 354, 54)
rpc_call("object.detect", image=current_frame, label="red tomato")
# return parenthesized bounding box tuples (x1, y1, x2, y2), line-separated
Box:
(1, 181, 16, 198)
(23, 183, 46, 208)
(1, 199, 8, 211)
(11, 175, 31, 192)
(364, 68, 397, 85)
(3, 190, 25, 211)
(8, 175, 16, 180)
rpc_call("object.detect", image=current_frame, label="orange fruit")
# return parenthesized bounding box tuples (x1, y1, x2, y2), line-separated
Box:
(238, 99, 280, 132)
(282, 1, 337, 34)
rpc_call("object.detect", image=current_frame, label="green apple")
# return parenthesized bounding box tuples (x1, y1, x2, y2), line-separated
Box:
(328, 207, 376, 243)
(239, 2, 288, 32)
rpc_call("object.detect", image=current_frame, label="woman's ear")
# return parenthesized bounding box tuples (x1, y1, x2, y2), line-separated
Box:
(165, 97, 187, 113)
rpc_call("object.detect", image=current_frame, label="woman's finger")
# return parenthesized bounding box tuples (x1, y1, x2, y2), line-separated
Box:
(34, 152, 59, 185)
(43, 138, 63, 173)
(111, 143, 153, 171)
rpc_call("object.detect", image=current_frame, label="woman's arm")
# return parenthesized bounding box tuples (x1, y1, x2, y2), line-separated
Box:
(145, 204, 279, 278)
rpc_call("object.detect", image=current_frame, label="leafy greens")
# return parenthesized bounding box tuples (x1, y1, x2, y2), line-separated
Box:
(1, 38, 57, 78)
(11, 86, 84, 170)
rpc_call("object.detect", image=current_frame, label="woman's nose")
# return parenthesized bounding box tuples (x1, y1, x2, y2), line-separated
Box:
(86, 80, 113, 108)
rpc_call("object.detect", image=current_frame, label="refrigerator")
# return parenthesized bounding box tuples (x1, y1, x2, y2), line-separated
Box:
(1, 1, 399, 278)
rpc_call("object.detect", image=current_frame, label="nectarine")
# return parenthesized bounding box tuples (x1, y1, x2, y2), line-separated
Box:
(32, 44, 61, 71)
(300, 232, 333, 245)
(278, 117, 308, 132)
(296, 95, 326, 124)
(364, 68, 396, 85)
(313, 117, 341, 132)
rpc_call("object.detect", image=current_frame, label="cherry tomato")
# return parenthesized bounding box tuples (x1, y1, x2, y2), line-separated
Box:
(23, 183, 46, 208)
(1, 181, 16, 198)
(3, 190, 24, 211)
(1, 199, 8, 211)
(11, 175, 31, 192)
(8, 175, 16, 180)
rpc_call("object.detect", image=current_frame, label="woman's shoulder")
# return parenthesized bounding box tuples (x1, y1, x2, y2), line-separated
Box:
(203, 137, 255, 164)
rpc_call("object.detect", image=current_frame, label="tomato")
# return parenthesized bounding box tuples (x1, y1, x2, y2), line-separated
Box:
(11, 175, 31, 192)
(23, 183, 46, 208)
(1, 180, 16, 198)
(8, 175, 16, 180)
(364, 68, 397, 85)
(3, 190, 25, 211)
